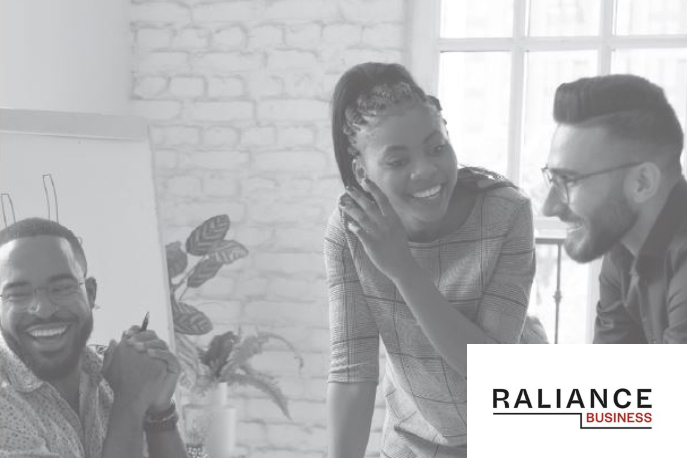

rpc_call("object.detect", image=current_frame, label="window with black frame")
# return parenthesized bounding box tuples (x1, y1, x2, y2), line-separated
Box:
(411, 0, 687, 343)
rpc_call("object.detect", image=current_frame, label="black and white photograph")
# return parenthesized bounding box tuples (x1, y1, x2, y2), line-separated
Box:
(1, 0, 686, 457)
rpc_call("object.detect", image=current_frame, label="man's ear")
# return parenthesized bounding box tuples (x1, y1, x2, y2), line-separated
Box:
(628, 162, 661, 204)
(85, 277, 97, 309)
(351, 157, 368, 188)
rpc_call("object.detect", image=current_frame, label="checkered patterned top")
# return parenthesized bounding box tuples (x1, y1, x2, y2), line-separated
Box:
(325, 174, 547, 457)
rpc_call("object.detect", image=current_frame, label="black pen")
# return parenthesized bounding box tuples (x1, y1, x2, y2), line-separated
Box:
(140, 311, 150, 331)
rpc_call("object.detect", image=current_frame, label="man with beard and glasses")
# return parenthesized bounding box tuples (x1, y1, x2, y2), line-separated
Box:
(0, 218, 188, 458)
(542, 74, 687, 344)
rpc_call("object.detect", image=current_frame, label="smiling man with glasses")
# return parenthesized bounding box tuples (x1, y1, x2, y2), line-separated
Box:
(542, 74, 687, 344)
(0, 218, 188, 458)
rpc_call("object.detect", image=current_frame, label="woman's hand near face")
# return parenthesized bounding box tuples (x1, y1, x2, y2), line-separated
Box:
(339, 178, 415, 281)
(340, 176, 497, 378)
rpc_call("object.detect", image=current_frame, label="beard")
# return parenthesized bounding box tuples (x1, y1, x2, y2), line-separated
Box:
(563, 192, 638, 263)
(1, 312, 93, 381)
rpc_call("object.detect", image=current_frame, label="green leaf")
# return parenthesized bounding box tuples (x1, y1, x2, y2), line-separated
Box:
(172, 300, 213, 335)
(222, 335, 265, 374)
(223, 372, 291, 419)
(200, 331, 239, 377)
(257, 331, 305, 371)
(187, 258, 223, 288)
(186, 215, 230, 256)
(175, 334, 200, 387)
(165, 242, 188, 278)
(210, 240, 249, 265)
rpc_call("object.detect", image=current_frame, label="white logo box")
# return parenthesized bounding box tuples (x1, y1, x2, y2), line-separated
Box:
(468, 345, 687, 457)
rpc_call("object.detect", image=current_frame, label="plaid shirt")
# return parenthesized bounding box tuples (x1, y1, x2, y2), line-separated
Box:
(325, 175, 547, 457)
(0, 334, 113, 458)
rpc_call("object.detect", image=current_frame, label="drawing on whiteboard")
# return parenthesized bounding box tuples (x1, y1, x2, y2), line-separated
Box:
(0, 193, 16, 227)
(43, 173, 60, 222)
(0, 173, 61, 229)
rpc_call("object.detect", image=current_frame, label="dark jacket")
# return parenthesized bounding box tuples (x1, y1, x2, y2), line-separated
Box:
(594, 178, 687, 344)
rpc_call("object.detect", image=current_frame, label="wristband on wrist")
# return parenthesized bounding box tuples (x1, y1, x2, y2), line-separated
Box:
(144, 401, 178, 433)
(147, 401, 176, 421)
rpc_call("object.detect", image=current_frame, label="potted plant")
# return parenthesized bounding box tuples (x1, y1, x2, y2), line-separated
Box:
(166, 215, 303, 456)
(185, 328, 304, 455)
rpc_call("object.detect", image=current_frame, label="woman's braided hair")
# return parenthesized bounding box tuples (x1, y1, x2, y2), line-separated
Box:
(342, 81, 429, 156)
(330, 62, 513, 193)
(331, 62, 441, 190)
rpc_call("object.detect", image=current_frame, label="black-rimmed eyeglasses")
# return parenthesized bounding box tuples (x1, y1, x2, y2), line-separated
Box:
(0, 279, 85, 310)
(541, 161, 643, 204)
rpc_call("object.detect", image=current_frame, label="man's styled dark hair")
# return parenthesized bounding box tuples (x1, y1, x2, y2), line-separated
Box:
(553, 74, 684, 163)
(0, 218, 87, 272)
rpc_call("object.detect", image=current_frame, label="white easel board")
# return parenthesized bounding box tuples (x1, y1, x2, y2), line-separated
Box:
(0, 109, 172, 346)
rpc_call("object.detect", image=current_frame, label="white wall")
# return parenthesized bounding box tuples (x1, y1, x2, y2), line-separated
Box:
(130, 0, 408, 456)
(0, 0, 130, 114)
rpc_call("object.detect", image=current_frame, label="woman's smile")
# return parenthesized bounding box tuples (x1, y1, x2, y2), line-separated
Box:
(412, 184, 443, 199)
(355, 103, 459, 233)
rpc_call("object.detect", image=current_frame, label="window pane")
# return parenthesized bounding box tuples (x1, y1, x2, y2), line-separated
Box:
(531, 241, 589, 344)
(441, 0, 514, 38)
(611, 48, 687, 128)
(520, 51, 597, 216)
(616, 0, 687, 35)
(438, 52, 511, 176)
(528, 0, 600, 36)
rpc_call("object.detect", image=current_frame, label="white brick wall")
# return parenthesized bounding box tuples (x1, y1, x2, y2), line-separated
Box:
(169, 77, 205, 98)
(173, 28, 210, 49)
(208, 77, 245, 98)
(131, 1, 408, 456)
(214, 27, 247, 49)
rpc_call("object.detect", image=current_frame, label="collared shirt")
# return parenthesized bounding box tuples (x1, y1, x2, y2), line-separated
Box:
(595, 177, 687, 344)
(0, 334, 113, 458)
(325, 169, 547, 457)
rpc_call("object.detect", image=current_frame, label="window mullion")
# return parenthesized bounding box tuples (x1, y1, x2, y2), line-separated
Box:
(608, 35, 687, 47)
(598, 0, 616, 74)
(507, 0, 527, 185)
(408, 0, 441, 95)
(439, 36, 687, 53)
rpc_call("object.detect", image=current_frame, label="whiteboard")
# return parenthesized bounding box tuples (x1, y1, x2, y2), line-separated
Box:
(0, 109, 172, 346)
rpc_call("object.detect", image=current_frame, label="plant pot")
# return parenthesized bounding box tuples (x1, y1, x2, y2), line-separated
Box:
(183, 383, 237, 458)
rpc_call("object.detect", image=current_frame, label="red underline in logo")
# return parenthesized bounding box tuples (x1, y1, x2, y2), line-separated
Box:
(492, 412, 652, 430)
